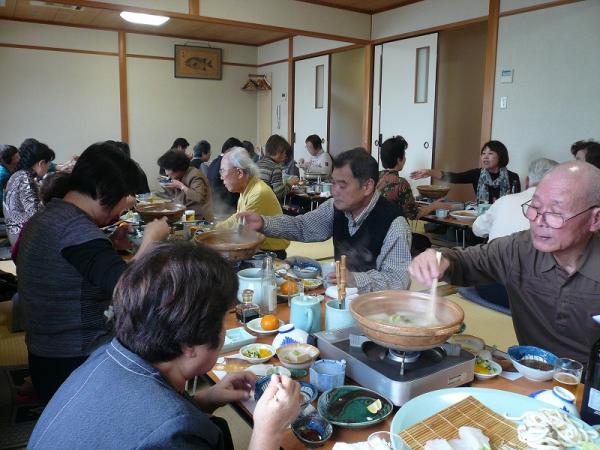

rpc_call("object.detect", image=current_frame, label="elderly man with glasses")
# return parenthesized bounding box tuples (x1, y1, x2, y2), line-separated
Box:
(410, 161, 600, 365)
(215, 147, 289, 259)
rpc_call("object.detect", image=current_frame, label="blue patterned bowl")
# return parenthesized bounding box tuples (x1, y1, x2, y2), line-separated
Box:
(254, 377, 318, 408)
(508, 345, 557, 381)
(292, 414, 333, 447)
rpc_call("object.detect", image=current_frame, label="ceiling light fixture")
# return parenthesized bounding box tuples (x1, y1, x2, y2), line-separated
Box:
(120, 11, 169, 26)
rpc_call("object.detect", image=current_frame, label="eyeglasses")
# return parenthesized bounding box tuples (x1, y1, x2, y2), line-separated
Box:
(521, 201, 598, 229)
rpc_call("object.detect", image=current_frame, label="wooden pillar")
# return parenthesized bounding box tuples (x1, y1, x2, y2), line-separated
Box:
(361, 44, 374, 151)
(118, 31, 129, 143)
(480, 0, 500, 145)
(189, 0, 199, 15)
(287, 37, 294, 145)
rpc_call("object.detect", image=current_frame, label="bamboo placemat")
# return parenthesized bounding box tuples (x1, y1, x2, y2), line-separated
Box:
(398, 396, 526, 449)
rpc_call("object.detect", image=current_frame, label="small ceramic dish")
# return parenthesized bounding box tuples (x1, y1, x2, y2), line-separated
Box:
(254, 377, 318, 408)
(447, 335, 486, 354)
(239, 343, 275, 364)
(292, 266, 320, 279)
(292, 414, 333, 447)
(474, 358, 502, 381)
(508, 345, 557, 381)
(245, 364, 292, 378)
(450, 210, 477, 221)
(245, 318, 284, 335)
(302, 278, 323, 290)
(277, 343, 320, 369)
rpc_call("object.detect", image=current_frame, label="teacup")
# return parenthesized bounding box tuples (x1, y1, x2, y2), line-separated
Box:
(290, 295, 321, 334)
(309, 359, 346, 392)
(435, 208, 449, 218)
(325, 300, 356, 331)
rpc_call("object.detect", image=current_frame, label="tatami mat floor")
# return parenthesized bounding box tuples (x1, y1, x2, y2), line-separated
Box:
(0, 238, 517, 449)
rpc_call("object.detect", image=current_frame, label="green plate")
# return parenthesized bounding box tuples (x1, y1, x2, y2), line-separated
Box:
(317, 386, 393, 428)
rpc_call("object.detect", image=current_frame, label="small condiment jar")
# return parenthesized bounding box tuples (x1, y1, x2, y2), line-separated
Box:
(235, 289, 260, 324)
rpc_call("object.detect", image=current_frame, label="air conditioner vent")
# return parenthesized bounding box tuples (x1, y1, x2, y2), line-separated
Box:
(30, 1, 84, 11)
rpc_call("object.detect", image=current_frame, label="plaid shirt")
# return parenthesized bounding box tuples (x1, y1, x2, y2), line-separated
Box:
(263, 191, 412, 292)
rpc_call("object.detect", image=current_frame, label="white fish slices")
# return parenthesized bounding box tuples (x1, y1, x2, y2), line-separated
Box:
(424, 426, 491, 450)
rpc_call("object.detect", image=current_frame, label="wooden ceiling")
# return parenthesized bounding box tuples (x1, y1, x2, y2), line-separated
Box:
(0, 0, 291, 46)
(293, 0, 422, 14)
(0, 0, 416, 47)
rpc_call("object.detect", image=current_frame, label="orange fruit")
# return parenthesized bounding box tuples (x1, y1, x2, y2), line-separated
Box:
(279, 281, 298, 296)
(261, 314, 279, 331)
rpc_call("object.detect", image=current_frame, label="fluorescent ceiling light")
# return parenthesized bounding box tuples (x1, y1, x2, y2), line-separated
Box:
(120, 11, 169, 26)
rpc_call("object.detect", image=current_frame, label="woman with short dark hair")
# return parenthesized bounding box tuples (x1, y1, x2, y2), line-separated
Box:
(411, 140, 521, 203)
(3, 138, 55, 244)
(377, 136, 419, 219)
(29, 242, 301, 450)
(158, 149, 213, 220)
(17, 142, 170, 402)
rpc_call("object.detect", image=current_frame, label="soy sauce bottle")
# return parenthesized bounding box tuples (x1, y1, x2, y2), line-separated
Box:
(581, 337, 600, 425)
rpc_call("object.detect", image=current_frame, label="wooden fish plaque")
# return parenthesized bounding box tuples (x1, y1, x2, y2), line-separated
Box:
(175, 45, 222, 80)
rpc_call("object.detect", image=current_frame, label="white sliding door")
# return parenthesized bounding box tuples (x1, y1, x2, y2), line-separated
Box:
(294, 55, 329, 166)
(373, 33, 438, 189)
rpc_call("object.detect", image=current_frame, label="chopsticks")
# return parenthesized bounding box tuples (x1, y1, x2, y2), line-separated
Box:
(336, 255, 347, 309)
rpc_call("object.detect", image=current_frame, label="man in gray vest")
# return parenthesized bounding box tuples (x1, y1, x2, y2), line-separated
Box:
(240, 148, 412, 293)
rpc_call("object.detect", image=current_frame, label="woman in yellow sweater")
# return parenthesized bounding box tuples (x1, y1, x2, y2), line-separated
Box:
(216, 147, 289, 259)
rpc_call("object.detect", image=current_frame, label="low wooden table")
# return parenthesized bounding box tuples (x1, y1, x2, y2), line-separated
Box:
(419, 214, 475, 248)
(208, 302, 568, 450)
(284, 192, 330, 213)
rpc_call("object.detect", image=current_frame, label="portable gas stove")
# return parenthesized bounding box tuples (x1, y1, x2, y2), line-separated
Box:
(314, 326, 475, 406)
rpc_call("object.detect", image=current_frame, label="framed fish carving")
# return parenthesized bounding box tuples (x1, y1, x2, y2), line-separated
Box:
(174, 45, 222, 80)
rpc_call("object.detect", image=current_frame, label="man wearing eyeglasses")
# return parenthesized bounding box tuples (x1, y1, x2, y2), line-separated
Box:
(215, 147, 289, 259)
(410, 161, 600, 365)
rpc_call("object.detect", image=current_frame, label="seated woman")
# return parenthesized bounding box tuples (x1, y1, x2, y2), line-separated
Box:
(3, 138, 55, 245)
(298, 134, 332, 176)
(217, 147, 289, 259)
(377, 136, 431, 256)
(377, 136, 419, 219)
(158, 149, 213, 221)
(29, 241, 301, 450)
(411, 140, 521, 203)
(0, 144, 20, 204)
(17, 142, 170, 402)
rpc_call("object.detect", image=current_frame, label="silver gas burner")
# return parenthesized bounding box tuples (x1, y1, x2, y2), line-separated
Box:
(387, 349, 421, 364)
(314, 326, 475, 406)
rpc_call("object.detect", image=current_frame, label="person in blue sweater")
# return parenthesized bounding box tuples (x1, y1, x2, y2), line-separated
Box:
(29, 241, 300, 450)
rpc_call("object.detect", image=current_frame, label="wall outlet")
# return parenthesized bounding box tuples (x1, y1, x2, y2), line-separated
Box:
(500, 96, 507, 109)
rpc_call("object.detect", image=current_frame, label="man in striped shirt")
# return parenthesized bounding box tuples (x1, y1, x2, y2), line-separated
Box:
(257, 134, 288, 201)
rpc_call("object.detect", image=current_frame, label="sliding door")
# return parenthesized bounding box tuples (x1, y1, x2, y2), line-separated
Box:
(293, 55, 329, 166)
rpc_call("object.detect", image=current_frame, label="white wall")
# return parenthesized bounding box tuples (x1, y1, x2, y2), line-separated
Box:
(0, 19, 117, 52)
(329, 48, 364, 156)
(492, 0, 600, 181)
(257, 39, 288, 65)
(0, 20, 258, 191)
(500, 0, 566, 13)
(0, 21, 120, 163)
(258, 62, 289, 141)
(126, 34, 258, 189)
(371, 0, 488, 41)
(201, 0, 370, 41)
(293, 37, 353, 58)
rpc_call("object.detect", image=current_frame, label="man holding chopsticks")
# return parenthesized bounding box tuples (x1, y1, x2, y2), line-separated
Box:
(238, 148, 412, 293)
